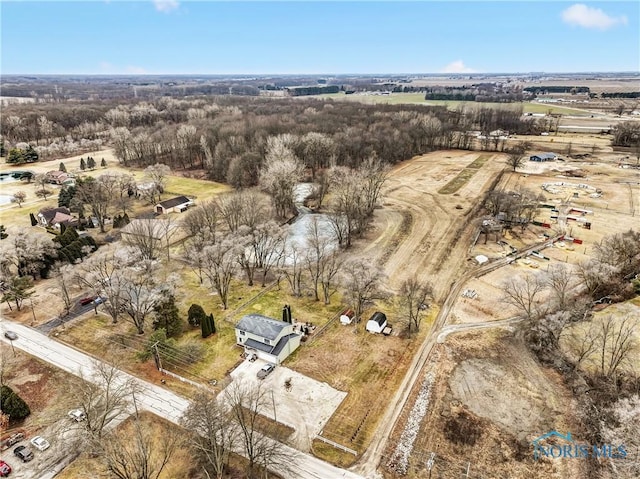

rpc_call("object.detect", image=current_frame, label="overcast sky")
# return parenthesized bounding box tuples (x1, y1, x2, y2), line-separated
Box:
(1, 1, 638, 74)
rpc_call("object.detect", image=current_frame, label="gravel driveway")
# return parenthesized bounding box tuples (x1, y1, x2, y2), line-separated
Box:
(227, 359, 347, 451)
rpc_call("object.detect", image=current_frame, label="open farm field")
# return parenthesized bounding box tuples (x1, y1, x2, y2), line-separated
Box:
(312, 92, 596, 115)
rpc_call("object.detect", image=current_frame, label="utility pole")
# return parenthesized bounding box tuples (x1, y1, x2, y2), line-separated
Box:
(151, 341, 162, 371)
(29, 297, 37, 325)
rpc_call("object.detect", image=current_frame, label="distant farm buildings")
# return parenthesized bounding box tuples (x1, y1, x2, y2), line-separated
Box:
(530, 153, 557, 162)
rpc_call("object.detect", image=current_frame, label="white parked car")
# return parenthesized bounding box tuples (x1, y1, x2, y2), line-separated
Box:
(68, 409, 86, 422)
(30, 436, 50, 451)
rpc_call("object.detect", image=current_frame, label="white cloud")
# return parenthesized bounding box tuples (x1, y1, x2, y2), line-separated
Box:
(153, 0, 179, 13)
(441, 60, 476, 74)
(561, 4, 627, 30)
(99, 61, 114, 72)
(126, 66, 148, 74)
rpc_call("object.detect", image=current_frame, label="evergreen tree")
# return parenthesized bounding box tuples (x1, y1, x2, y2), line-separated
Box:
(201, 313, 215, 338)
(209, 313, 216, 334)
(152, 293, 183, 338)
(87, 156, 96, 170)
(101, 158, 107, 168)
(0, 225, 7, 240)
(0, 385, 31, 422)
(29, 213, 38, 226)
(121, 212, 130, 225)
(58, 185, 77, 208)
(80, 158, 86, 171)
(59, 162, 66, 172)
(187, 303, 206, 327)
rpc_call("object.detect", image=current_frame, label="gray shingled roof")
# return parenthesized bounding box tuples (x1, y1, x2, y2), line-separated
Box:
(236, 314, 289, 340)
(158, 196, 191, 209)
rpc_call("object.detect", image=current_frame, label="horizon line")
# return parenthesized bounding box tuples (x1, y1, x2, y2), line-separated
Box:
(2, 71, 639, 77)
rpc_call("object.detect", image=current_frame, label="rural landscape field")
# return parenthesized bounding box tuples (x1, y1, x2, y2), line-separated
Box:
(1, 1, 639, 479)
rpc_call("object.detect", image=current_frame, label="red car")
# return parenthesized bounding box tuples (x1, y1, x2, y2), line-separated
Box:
(79, 296, 96, 306)
(0, 460, 11, 477)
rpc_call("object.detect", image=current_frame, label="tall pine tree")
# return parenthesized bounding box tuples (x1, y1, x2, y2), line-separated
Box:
(152, 293, 182, 338)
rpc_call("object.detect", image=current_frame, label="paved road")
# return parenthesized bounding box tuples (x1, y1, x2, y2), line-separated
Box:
(0, 321, 367, 479)
(354, 235, 561, 476)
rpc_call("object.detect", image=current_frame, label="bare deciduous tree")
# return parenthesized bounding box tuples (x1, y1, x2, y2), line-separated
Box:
(184, 200, 219, 239)
(597, 315, 638, 379)
(101, 415, 179, 479)
(120, 259, 162, 334)
(73, 359, 139, 442)
(143, 163, 171, 203)
(281, 244, 304, 297)
(225, 381, 291, 479)
(217, 189, 270, 233)
(202, 235, 240, 310)
(10, 191, 26, 207)
(0, 227, 56, 279)
(562, 321, 601, 368)
(546, 264, 575, 310)
(54, 262, 75, 315)
(76, 247, 128, 324)
(181, 391, 238, 479)
(343, 258, 385, 330)
(305, 216, 334, 301)
(259, 136, 304, 219)
(603, 395, 640, 478)
(501, 273, 546, 320)
(399, 276, 433, 333)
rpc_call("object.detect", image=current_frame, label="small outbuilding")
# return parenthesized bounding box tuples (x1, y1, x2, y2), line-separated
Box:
(340, 308, 355, 325)
(529, 153, 557, 162)
(155, 195, 193, 214)
(366, 311, 388, 334)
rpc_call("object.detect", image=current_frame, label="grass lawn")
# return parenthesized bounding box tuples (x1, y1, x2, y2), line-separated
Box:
(438, 154, 490, 194)
(163, 175, 230, 203)
(287, 298, 438, 464)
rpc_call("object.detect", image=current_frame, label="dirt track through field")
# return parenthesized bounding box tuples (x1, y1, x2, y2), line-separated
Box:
(360, 151, 505, 300)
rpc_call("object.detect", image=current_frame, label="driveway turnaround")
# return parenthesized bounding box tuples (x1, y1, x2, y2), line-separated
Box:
(228, 359, 347, 451)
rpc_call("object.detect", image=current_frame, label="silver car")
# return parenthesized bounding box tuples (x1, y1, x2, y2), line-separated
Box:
(257, 363, 275, 379)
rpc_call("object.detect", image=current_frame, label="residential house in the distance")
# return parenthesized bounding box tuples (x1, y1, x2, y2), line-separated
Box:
(235, 314, 301, 364)
(37, 207, 77, 230)
(155, 196, 193, 215)
(44, 170, 69, 185)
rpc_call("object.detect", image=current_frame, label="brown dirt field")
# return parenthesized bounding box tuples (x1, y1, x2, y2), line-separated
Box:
(382, 330, 588, 479)
(355, 150, 506, 301)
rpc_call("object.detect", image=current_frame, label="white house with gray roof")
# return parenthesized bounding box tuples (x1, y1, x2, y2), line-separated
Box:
(235, 314, 301, 364)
